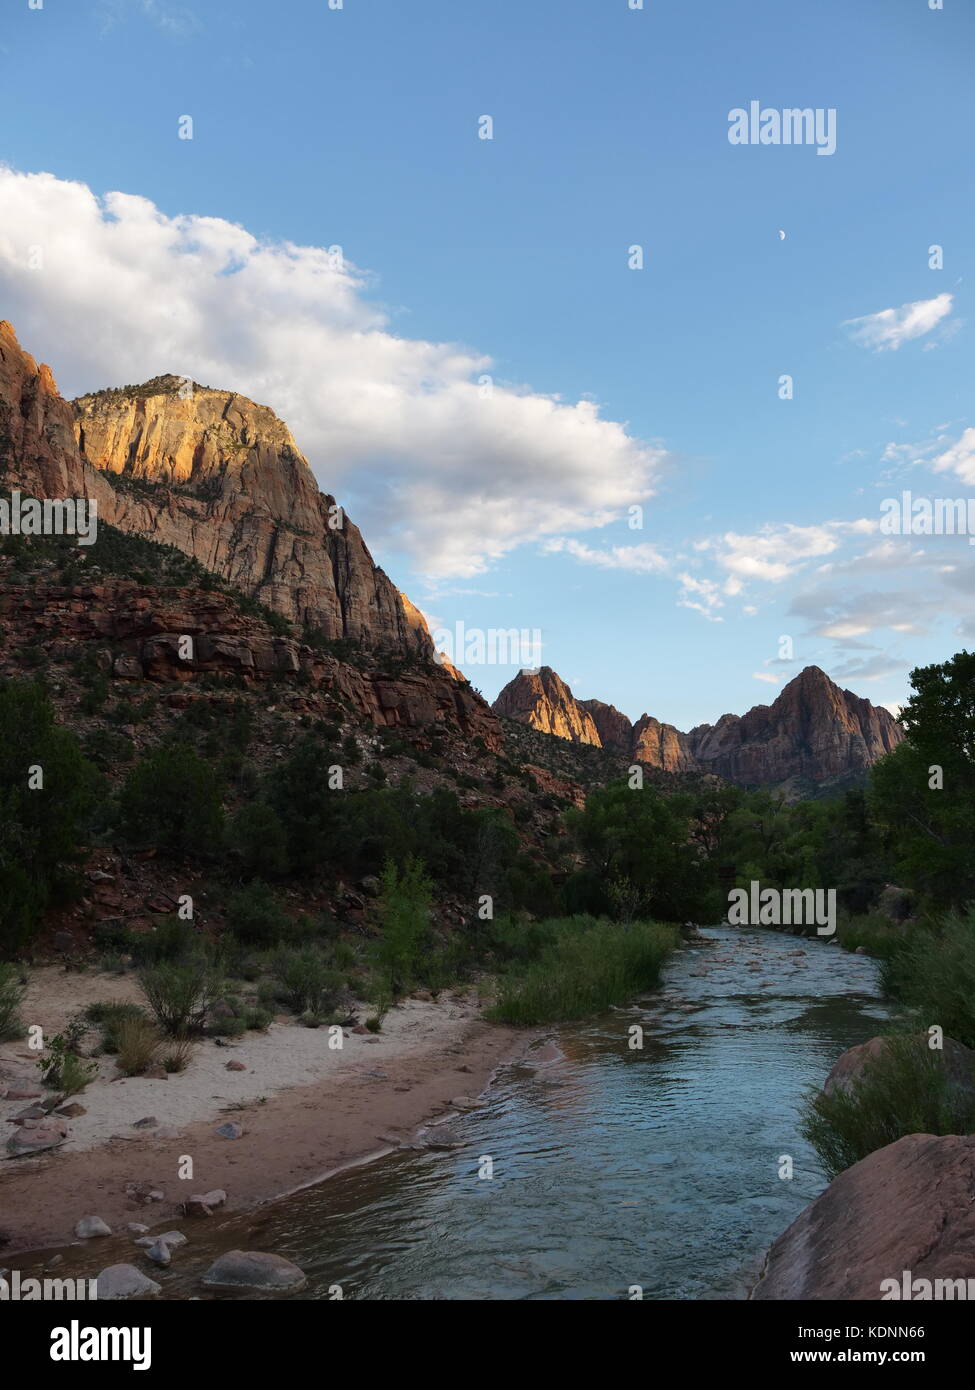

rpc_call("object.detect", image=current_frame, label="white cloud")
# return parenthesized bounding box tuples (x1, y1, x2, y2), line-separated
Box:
(542, 537, 668, 573)
(0, 168, 665, 579)
(677, 573, 724, 621)
(752, 672, 781, 685)
(932, 427, 975, 485)
(716, 521, 874, 583)
(844, 293, 953, 352)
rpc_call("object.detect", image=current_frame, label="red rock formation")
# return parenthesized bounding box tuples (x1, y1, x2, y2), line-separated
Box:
(492, 667, 601, 745)
(72, 375, 431, 653)
(0, 576, 502, 749)
(580, 698, 632, 753)
(686, 666, 903, 786)
(751, 1134, 975, 1299)
(494, 663, 903, 788)
(631, 714, 698, 772)
(1, 321, 433, 658)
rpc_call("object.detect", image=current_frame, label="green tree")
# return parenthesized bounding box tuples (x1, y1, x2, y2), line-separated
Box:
(869, 651, 975, 907)
(117, 743, 224, 856)
(0, 680, 97, 955)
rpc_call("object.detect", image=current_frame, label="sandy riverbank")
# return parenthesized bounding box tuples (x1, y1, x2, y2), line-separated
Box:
(0, 968, 529, 1254)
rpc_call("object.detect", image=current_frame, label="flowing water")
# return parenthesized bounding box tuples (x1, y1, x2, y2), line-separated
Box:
(29, 927, 890, 1300)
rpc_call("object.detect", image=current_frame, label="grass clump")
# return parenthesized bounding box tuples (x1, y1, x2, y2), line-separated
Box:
(85, 1000, 148, 1054)
(0, 963, 25, 1041)
(115, 1016, 161, 1076)
(800, 1033, 975, 1179)
(487, 917, 676, 1026)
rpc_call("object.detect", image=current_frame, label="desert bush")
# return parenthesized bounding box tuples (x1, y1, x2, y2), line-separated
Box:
(139, 959, 221, 1037)
(38, 1033, 97, 1095)
(270, 946, 341, 1016)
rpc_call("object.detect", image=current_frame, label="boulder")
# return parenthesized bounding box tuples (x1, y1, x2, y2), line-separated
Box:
(201, 1250, 307, 1292)
(824, 1035, 975, 1101)
(752, 1134, 975, 1299)
(6, 1121, 68, 1157)
(95, 1264, 162, 1300)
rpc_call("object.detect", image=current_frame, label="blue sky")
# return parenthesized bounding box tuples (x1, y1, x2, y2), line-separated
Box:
(1, 0, 973, 727)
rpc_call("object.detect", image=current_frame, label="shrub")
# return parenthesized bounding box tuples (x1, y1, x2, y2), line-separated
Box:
(801, 1033, 975, 1178)
(38, 1033, 97, 1094)
(271, 946, 341, 1015)
(0, 963, 25, 1040)
(225, 881, 292, 946)
(230, 802, 289, 879)
(488, 917, 676, 1026)
(130, 916, 200, 965)
(139, 960, 221, 1037)
(880, 910, 975, 1049)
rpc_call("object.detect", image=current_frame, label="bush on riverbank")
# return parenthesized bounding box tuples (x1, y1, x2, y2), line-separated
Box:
(834, 911, 908, 960)
(880, 909, 975, 1049)
(487, 916, 676, 1025)
(800, 1033, 975, 1179)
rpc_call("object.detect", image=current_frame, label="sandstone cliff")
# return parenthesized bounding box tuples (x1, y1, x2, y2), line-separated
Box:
(686, 666, 903, 786)
(492, 666, 601, 745)
(493, 663, 903, 788)
(0, 322, 432, 658)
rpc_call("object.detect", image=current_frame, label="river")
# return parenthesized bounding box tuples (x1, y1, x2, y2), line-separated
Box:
(28, 925, 890, 1299)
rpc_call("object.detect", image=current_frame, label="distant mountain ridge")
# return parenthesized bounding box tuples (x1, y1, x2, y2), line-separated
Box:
(493, 664, 903, 789)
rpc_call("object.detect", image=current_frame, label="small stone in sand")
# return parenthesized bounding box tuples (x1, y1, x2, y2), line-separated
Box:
(215, 1122, 243, 1140)
(75, 1216, 113, 1239)
(132, 1116, 158, 1130)
(226, 1061, 247, 1071)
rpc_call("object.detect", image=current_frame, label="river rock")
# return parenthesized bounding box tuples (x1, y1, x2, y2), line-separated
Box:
(201, 1250, 307, 1292)
(145, 1240, 172, 1267)
(752, 1134, 975, 1299)
(75, 1216, 112, 1239)
(135, 1231, 186, 1248)
(96, 1263, 162, 1300)
(824, 1035, 975, 1100)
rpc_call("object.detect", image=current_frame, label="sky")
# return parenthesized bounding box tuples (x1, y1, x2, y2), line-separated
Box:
(0, 0, 973, 728)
